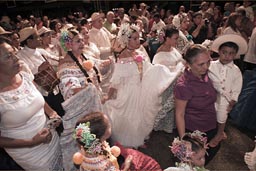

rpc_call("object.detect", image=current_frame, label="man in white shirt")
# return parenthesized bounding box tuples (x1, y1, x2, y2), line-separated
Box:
(89, 12, 115, 60)
(17, 27, 64, 119)
(151, 13, 165, 33)
(88, 12, 115, 94)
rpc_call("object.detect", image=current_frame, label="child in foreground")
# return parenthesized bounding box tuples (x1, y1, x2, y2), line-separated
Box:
(72, 112, 132, 171)
(165, 130, 209, 171)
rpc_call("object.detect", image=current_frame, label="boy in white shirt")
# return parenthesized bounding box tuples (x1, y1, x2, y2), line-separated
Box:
(208, 34, 248, 147)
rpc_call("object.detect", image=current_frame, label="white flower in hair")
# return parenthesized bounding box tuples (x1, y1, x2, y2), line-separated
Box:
(117, 23, 140, 48)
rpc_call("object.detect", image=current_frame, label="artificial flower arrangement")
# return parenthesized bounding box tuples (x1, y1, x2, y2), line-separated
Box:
(82, 60, 94, 71)
(133, 55, 144, 81)
(117, 23, 140, 48)
(170, 130, 209, 171)
(72, 122, 121, 169)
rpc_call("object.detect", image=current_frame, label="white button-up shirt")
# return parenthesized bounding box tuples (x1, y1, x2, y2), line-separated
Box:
(209, 60, 243, 104)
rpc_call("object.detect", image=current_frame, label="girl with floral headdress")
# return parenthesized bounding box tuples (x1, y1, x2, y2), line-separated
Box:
(165, 130, 209, 171)
(104, 23, 178, 148)
(72, 112, 133, 171)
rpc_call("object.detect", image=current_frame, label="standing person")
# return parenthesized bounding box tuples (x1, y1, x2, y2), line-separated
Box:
(79, 26, 101, 59)
(152, 26, 185, 133)
(0, 37, 62, 170)
(165, 131, 209, 171)
(103, 11, 118, 35)
(244, 27, 256, 70)
(153, 26, 184, 73)
(172, 13, 194, 54)
(151, 13, 166, 33)
(174, 44, 219, 164)
(17, 27, 64, 123)
(222, 12, 247, 71)
(58, 28, 103, 171)
(105, 23, 177, 148)
(208, 34, 247, 147)
(88, 12, 115, 94)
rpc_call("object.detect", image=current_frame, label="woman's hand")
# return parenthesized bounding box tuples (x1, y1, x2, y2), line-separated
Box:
(100, 58, 112, 67)
(48, 112, 62, 128)
(31, 128, 52, 146)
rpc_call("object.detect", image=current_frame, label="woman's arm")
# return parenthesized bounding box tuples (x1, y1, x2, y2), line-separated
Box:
(0, 128, 51, 148)
(175, 98, 188, 138)
(102, 87, 117, 104)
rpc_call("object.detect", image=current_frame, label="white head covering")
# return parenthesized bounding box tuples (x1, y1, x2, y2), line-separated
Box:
(211, 34, 248, 55)
(117, 23, 140, 48)
(172, 13, 188, 29)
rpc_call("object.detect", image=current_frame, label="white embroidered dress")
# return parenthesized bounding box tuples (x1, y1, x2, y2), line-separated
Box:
(105, 55, 178, 148)
(0, 71, 62, 171)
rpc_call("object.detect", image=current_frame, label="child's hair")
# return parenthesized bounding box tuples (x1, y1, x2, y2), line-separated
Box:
(182, 133, 205, 154)
(219, 42, 239, 53)
(75, 112, 109, 144)
(170, 130, 208, 162)
(73, 112, 110, 155)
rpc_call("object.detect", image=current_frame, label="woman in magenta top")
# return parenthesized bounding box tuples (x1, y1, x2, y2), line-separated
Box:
(174, 44, 219, 164)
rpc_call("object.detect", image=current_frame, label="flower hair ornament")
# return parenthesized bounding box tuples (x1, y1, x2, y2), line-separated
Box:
(73, 122, 103, 155)
(133, 54, 144, 81)
(170, 130, 208, 162)
(117, 23, 140, 48)
(59, 29, 78, 52)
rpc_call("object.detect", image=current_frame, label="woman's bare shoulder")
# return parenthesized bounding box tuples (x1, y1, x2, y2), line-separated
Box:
(59, 54, 73, 65)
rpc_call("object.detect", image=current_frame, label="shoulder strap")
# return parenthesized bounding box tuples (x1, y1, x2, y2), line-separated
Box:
(81, 53, 101, 83)
(67, 51, 92, 83)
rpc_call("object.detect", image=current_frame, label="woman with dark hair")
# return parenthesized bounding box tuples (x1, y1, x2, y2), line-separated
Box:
(222, 12, 247, 70)
(0, 36, 62, 170)
(152, 26, 185, 133)
(174, 44, 219, 164)
(105, 23, 177, 148)
(153, 26, 184, 72)
(165, 130, 209, 171)
(223, 12, 243, 36)
(58, 28, 103, 170)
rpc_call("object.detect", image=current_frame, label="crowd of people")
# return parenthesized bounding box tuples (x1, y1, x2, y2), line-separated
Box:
(0, 0, 256, 170)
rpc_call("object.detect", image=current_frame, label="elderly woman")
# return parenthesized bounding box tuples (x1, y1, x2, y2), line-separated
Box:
(0, 37, 62, 170)
(174, 44, 219, 164)
(105, 23, 178, 148)
(58, 29, 104, 170)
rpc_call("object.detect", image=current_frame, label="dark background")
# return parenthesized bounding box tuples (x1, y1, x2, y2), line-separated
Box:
(0, 1, 243, 20)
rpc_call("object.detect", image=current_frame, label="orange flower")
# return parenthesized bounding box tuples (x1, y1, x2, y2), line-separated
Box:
(83, 60, 94, 71)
